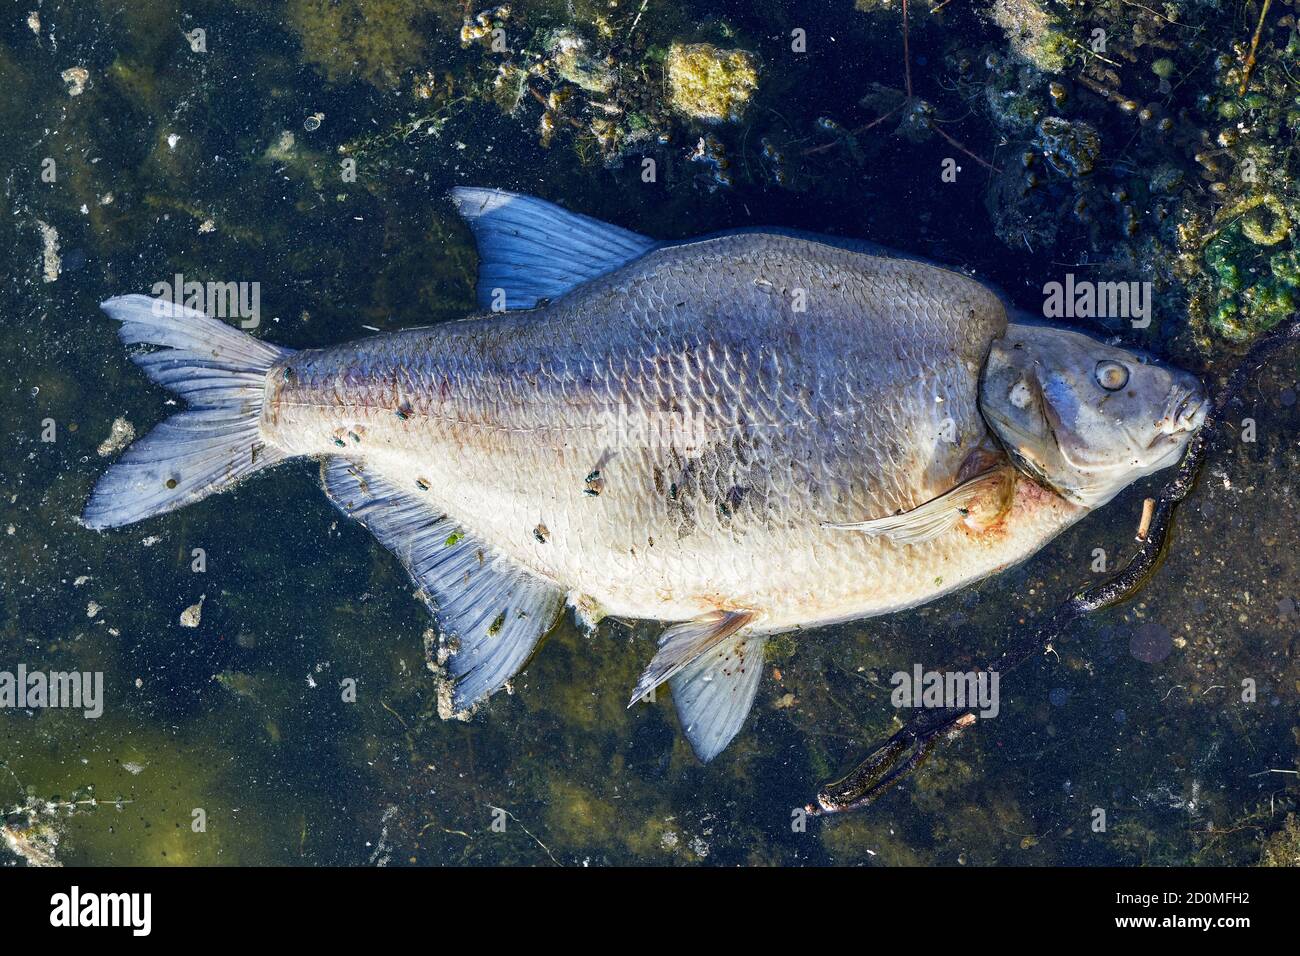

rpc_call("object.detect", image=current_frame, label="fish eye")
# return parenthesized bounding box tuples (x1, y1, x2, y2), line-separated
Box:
(1094, 360, 1129, 391)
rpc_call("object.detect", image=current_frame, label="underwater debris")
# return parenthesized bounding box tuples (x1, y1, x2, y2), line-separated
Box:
(1259, 813, 1300, 867)
(689, 134, 732, 190)
(491, 62, 528, 113)
(1233, 194, 1291, 248)
(179, 595, 205, 628)
(461, 5, 510, 47)
(567, 592, 605, 634)
(990, 0, 1071, 73)
(287, 0, 445, 88)
(2, 778, 131, 867)
(1034, 116, 1100, 177)
(60, 66, 89, 96)
(1, 820, 61, 867)
(549, 32, 615, 95)
(35, 220, 60, 283)
(664, 43, 758, 123)
(96, 417, 135, 457)
(264, 130, 297, 163)
(1237, 0, 1275, 96)
(422, 629, 473, 722)
(214, 670, 261, 701)
(760, 137, 790, 186)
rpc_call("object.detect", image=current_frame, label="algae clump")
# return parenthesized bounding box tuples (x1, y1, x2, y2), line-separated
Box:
(287, 0, 447, 88)
(1201, 195, 1297, 342)
(1259, 814, 1300, 867)
(990, 0, 1071, 74)
(665, 43, 758, 124)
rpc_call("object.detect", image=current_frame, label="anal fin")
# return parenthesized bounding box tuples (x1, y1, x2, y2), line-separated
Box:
(322, 459, 563, 710)
(823, 466, 1017, 546)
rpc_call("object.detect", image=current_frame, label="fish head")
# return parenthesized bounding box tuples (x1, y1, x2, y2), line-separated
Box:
(979, 323, 1207, 508)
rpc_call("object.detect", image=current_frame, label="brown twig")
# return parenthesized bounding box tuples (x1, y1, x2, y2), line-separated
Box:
(902, 0, 914, 99)
(801, 104, 903, 156)
(1238, 0, 1274, 96)
(929, 119, 1002, 172)
(1135, 497, 1155, 541)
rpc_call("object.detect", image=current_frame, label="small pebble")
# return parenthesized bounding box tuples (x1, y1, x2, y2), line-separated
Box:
(179, 595, 205, 628)
(96, 417, 135, 457)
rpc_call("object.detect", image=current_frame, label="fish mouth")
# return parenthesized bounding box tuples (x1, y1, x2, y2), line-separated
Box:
(1148, 389, 1208, 450)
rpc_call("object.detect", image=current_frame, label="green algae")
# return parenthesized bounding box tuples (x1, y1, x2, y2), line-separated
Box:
(1202, 196, 1298, 341)
(664, 43, 759, 123)
(1259, 814, 1300, 867)
(286, 0, 455, 89)
(990, 0, 1072, 74)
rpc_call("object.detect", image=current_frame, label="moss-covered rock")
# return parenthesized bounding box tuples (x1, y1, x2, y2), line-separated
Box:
(665, 43, 759, 123)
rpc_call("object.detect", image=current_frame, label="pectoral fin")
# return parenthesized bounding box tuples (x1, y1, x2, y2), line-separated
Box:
(823, 466, 1016, 546)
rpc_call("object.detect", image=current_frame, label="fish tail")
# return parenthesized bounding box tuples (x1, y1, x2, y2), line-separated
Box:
(82, 295, 294, 530)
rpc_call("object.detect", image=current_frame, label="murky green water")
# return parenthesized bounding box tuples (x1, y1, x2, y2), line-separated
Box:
(2, 0, 1297, 866)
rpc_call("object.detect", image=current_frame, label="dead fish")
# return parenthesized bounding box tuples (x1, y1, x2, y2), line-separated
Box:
(83, 188, 1207, 761)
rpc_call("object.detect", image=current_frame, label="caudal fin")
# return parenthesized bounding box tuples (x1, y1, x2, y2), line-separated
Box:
(82, 294, 294, 530)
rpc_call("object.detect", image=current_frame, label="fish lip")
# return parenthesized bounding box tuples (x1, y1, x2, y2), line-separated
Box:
(1179, 394, 1209, 433)
(1147, 391, 1209, 449)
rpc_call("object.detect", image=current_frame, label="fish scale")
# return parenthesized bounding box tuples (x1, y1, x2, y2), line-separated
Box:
(261, 232, 1082, 630)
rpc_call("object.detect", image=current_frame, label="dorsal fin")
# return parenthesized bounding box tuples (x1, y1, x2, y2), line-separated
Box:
(321, 459, 564, 710)
(450, 187, 658, 310)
